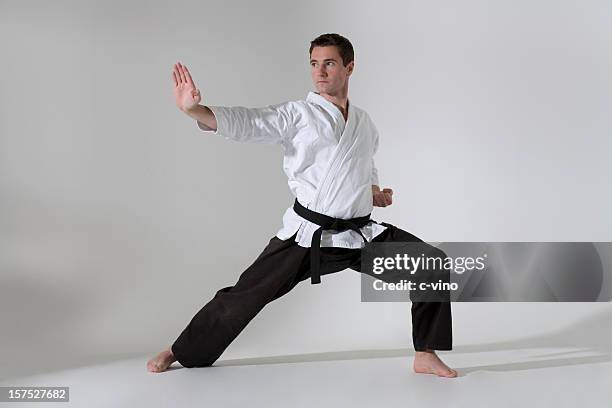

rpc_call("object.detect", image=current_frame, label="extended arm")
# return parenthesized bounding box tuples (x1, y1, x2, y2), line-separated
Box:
(172, 62, 293, 144)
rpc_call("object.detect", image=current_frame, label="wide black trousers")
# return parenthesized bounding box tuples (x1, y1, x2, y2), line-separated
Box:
(171, 221, 453, 368)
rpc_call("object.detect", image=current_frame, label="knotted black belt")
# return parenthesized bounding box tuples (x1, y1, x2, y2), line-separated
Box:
(292, 198, 372, 284)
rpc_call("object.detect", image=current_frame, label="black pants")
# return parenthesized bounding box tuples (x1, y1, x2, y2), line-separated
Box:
(171, 221, 453, 368)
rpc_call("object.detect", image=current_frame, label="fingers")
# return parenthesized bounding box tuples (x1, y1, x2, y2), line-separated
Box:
(172, 61, 196, 89)
(382, 188, 393, 205)
(381, 193, 390, 206)
(192, 88, 201, 102)
(172, 63, 183, 85)
(373, 193, 387, 207)
(173, 62, 186, 84)
(182, 64, 196, 87)
(177, 62, 187, 83)
(373, 190, 393, 207)
(174, 62, 197, 90)
(385, 192, 393, 205)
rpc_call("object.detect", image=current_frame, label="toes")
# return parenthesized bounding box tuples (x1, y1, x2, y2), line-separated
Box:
(442, 368, 457, 378)
(147, 360, 162, 372)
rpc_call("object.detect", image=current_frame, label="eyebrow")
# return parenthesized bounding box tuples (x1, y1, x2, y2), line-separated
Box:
(310, 58, 338, 63)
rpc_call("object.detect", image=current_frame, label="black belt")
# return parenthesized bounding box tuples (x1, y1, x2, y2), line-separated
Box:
(292, 198, 372, 284)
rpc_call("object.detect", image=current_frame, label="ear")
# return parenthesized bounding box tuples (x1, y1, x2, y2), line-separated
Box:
(346, 60, 354, 76)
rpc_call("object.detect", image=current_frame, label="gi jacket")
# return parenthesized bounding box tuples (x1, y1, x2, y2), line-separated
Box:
(197, 91, 388, 248)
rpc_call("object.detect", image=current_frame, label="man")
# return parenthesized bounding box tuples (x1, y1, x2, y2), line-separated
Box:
(147, 33, 457, 377)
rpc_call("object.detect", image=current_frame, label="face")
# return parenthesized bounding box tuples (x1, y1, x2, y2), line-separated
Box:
(310, 46, 354, 95)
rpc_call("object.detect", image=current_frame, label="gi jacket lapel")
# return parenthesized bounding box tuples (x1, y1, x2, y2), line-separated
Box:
(305, 91, 358, 214)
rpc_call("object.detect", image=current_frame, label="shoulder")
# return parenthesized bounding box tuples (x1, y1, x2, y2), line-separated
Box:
(261, 100, 309, 129)
(351, 104, 378, 130)
(286, 98, 310, 111)
(350, 103, 372, 121)
(271, 99, 313, 117)
(351, 103, 367, 116)
(266, 99, 301, 112)
(281, 99, 320, 127)
(291, 98, 319, 114)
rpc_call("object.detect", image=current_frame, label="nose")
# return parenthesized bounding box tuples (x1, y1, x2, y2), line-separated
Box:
(314, 65, 327, 77)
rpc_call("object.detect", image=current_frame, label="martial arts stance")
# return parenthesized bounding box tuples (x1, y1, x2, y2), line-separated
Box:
(148, 33, 457, 377)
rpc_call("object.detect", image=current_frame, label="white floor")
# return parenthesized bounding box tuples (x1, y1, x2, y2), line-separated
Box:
(1, 346, 612, 407)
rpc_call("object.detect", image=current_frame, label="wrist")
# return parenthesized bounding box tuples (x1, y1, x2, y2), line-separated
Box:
(183, 104, 200, 116)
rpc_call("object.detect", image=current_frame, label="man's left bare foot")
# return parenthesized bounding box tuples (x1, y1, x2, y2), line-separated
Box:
(147, 347, 177, 373)
(413, 349, 458, 378)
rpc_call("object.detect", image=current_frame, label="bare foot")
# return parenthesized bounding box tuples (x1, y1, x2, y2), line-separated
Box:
(147, 347, 177, 373)
(413, 349, 458, 378)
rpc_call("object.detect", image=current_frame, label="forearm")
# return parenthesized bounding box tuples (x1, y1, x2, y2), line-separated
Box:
(184, 104, 217, 130)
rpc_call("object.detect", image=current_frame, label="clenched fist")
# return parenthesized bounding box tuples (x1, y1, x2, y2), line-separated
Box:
(373, 187, 393, 207)
(172, 62, 201, 112)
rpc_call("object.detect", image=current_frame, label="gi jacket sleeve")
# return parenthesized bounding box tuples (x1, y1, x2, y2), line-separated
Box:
(371, 120, 381, 187)
(196, 102, 296, 144)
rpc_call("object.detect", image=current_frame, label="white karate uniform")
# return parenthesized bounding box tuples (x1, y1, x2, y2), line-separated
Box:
(196, 91, 388, 248)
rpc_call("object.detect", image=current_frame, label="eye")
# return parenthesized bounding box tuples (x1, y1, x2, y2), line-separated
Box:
(326, 61, 334, 66)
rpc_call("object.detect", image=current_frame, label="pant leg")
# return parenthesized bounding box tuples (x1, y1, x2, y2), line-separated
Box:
(286, 223, 453, 352)
(171, 233, 308, 367)
(371, 222, 453, 351)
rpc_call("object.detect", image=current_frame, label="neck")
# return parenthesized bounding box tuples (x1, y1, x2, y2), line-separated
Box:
(318, 88, 349, 120)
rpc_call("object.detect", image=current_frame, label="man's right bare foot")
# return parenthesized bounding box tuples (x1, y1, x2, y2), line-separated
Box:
(413, 349, 458, 378)
(147, 347, 177, 373)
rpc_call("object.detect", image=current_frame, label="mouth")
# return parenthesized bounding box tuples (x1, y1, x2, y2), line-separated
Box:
(317, 81, 328, 83)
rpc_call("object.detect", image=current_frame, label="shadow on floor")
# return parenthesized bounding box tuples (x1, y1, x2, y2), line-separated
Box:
(212, 305, 612, 375)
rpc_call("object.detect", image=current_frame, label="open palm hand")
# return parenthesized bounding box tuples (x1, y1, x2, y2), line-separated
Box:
(172, 62, 201, 112)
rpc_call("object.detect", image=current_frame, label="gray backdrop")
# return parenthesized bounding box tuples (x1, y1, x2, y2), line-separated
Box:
(1, 0, 611, 380)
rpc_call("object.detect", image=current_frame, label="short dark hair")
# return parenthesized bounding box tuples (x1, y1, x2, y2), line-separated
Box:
(309, 33, 354, 67)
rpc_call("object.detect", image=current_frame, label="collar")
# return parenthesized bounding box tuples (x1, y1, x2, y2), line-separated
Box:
(306, 91, 351, 122)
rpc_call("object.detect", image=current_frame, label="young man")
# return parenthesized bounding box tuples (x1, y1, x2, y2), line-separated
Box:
(148, 33, 457, 377)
